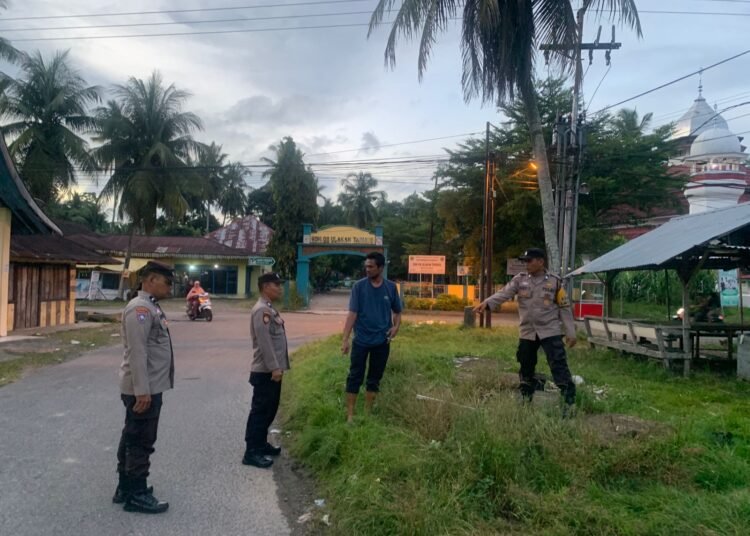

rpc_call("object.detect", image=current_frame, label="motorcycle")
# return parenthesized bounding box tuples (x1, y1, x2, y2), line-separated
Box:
(187, 293, 213, 322)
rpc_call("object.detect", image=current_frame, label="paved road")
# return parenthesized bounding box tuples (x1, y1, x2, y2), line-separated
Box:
(0, 303, 345, 536)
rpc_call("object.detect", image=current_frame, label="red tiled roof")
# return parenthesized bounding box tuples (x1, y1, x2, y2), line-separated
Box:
(206, 215, 272, 254)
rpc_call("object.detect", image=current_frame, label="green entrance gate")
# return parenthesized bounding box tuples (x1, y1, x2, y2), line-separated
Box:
(296, 224, 387, 306)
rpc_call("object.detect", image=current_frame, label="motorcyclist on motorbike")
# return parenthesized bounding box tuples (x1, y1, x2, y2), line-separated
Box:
(186, 281, 208, 317)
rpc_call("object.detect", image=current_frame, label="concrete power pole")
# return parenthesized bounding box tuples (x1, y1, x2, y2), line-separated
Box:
(541, 8, 621, 280)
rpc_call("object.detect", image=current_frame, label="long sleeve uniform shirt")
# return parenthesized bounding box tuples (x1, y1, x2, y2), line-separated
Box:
(483, 270, 576, 341)
(250, 298, 290, 373)
(119, 291, 174, 396)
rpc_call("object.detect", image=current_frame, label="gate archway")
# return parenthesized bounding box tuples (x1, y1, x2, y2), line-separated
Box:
(296, 224, 387, 306)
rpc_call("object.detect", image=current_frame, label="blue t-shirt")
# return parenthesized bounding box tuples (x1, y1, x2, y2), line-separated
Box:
(349, 277, 402, 347)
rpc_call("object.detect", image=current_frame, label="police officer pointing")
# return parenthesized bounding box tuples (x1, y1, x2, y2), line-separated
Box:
(473, 248, 578, 409)
(113, 261, 174, 514)
(243, 272, 290, 469)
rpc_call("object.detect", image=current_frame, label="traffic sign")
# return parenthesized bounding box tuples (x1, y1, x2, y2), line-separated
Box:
(248, 256, 275, 266)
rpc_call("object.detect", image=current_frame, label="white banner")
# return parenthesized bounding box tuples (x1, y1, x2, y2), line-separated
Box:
(408, 255, 445, 275)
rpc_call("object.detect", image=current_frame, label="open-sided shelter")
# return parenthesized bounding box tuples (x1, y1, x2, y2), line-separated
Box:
(570, 203, 750, 374)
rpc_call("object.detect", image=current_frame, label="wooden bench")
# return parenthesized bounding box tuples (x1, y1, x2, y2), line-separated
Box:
(584, 316, 690, 373)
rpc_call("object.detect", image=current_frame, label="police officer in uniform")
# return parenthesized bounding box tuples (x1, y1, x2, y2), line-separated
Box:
(243, 272, 290, 469)
(113, 261, 174, 513)
(474, 248, 578, 409)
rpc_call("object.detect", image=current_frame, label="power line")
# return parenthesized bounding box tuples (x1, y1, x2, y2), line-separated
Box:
(0, 0, 372, 21)
(21, 7, 750, 43)
(593, 48, 750, 115)
(0, 10, 382, 33)
(10, 21, 392, 42)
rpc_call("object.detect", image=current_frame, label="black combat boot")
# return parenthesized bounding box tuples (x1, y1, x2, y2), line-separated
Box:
(263, 442, 281, 456)
(113, 474, 154, 504)
(561, 384, 577, 418)
(519, 381, 535, 404)
(112, 473, 129, 504)
(123, 478, 169, 514)
(242, 449, 273, 468)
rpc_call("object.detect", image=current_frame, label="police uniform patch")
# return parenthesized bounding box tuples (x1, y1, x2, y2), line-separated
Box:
(263, 312, 271, 324)
(135, 306, 150, 323)
(555, 288, 570, 307)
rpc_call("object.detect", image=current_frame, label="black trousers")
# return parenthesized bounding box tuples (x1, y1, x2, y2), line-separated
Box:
(516, 336, 575, 402)
(346, 341, 390, 394)
(116, 393, 163, 485)
(245, 372, 282, 451)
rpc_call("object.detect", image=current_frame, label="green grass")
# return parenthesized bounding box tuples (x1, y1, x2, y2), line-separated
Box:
(282, 324, 750, 535)
(0, 324, 120, 386)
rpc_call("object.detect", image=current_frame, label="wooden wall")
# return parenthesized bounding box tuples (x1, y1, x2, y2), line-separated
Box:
(6, 263, 76, 332)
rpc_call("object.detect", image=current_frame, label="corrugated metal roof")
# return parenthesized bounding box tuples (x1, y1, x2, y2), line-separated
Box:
(11, 235, 119, 264)
(65, 233, 251, 259)
(570, 203, 750, 275)
(206, 215, 272, 254)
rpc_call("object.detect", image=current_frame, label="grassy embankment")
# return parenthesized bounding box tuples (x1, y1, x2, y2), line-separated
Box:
(0, 324, 120, 386)
(282, 323, 750, 535)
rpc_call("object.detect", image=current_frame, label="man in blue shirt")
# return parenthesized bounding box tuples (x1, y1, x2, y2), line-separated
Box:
(341, 252, 402, 423)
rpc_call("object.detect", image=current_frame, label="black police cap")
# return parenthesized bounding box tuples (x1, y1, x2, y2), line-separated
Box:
(258, 272, 285, 286)
(518, 248, 546, 261)
(140, 261, 175, 281)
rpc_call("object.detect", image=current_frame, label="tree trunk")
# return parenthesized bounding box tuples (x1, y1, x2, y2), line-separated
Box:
(519, 81, 562, 273)
(117, 224, 136, 300)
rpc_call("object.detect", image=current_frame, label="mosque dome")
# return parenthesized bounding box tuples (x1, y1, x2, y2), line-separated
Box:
(672, 96, 729, 139)
(689, 126, 742, 158)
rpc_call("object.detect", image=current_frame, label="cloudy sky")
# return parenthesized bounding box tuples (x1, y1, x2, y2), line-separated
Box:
(3, 0, 749, 201)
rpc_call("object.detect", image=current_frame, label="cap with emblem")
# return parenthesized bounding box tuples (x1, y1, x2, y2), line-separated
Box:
(518, 248, 546, 261)
(258, 272, 285, 286)
(140, 261, 175, 282)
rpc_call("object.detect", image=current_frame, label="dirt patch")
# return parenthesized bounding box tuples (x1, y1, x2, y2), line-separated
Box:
(584, 413, 671, 444)
(454, 357, 518, 388)
(0, 339, 61, 363)
(273, 432, 329, 535)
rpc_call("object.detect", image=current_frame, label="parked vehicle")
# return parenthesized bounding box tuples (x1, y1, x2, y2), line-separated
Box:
(187, 293, 213, 322)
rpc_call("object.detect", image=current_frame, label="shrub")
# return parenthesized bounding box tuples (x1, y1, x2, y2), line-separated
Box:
(434, 293, 470, 311)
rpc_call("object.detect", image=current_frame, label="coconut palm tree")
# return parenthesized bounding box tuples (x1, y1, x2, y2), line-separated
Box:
(611, 108, 652, 135)
(0, 0, 24, 68)
(0, 50, 100, 205)
(217, 162, 250, 225)
(92, 71, 203, 298)
(337, 171, 386, 229)
(369, 0, 641, 269)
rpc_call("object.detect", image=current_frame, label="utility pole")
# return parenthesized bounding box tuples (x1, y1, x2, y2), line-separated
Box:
(479, 121, 490, 327)
(427, 174, 439, 255)
(541, 10, 621, 280)
(485, 153, 496, 328)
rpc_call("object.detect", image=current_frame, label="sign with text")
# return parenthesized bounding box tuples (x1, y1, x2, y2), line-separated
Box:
(409, 255, 445, 275)
(457, 265, 470, 277)
(309, 225, 377, 245)
(719, 269, 739, 307)
(248, 256, 275, 266)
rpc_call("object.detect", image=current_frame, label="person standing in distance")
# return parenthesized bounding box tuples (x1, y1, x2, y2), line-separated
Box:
(113, 261, 175, 514)
(341, 252, 402, 423)
(473, 248, 578, 410)
(243, 272, 290, 468)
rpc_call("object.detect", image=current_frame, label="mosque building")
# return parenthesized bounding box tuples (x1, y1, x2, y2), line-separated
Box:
(670, 85, 748, 215)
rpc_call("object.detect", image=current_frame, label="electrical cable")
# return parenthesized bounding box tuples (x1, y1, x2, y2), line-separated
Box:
(0, 0, 374, 22)
(0, 11, 387, 33)
(592, 48, 750, 115)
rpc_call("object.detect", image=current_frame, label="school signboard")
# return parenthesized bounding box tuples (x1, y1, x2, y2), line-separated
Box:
(408, 255, 445, 275)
